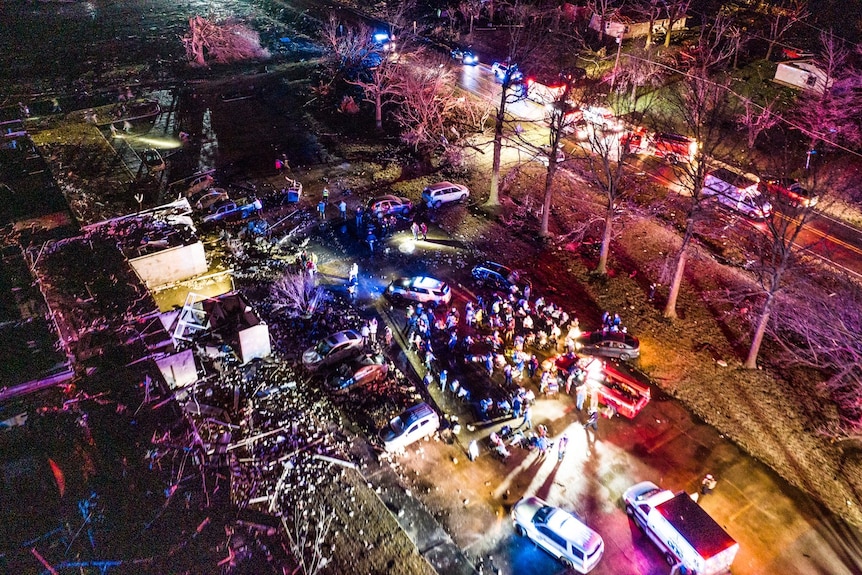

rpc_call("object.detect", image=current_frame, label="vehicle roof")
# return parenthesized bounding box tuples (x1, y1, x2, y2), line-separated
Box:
(190, 188, 226, 200)
(369, 195, 406, 204)
(545, 508, 603, 551)
(210, 199, 235, 210)
(402, 402, 436, 423)
(586, 331, 639, 346)
(656, 493, 738, 559)
(326, 330, 361, 345)
(479, 261, 511, 273)
(392, 276, 446, 289)
(424, 181, 458, 191)
(708, 168, 758, 188)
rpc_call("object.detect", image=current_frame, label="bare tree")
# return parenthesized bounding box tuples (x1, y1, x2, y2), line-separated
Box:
(537, 74, 579, 238)
(662, 0, 691, 47)
(181, 16, 270, 67)
(281, 503, 334, 575)
(271, 271, 328, 317)
(742, 174, 826, 369)
(763, 0, 809, 61)
(612, 46, 668, 107)
(486, 0, 545, 207)
(588, 0, 622, 43)
(660, 16, 736, 319)
(390, 61, 461, 160)
(764, 277, 862, 438)
(738, 98, 781, 149)
(795, 32, 862, 153)
(631, 0, 664, 48)
(346, 51, 402, 131)
(319, 17, 380, 89)
(571, 90, 643, 274)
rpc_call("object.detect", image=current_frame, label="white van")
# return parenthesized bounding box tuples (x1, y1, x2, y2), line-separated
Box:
(512, 496, 604, 573)
(421, 181, 470, 208)
(702, 168, 772, 219)
(379, 403, 440, 452)
(623, 481, 738, 575)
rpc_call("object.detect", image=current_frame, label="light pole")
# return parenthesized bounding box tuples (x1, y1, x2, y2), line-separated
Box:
(611, 33, 623, 91)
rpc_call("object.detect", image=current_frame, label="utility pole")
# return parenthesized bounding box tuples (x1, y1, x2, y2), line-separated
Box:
(611, 33, 623, 91)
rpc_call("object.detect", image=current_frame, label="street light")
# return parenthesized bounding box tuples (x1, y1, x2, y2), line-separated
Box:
(611, 33, 623, 91)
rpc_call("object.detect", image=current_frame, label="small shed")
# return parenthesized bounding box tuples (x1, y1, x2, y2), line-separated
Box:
(773, 60, 832, 95)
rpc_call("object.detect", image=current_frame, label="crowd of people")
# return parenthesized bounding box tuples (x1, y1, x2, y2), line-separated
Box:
(397, 283, 617, 458)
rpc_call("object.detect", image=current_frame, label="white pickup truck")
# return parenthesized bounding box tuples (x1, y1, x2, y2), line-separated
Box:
(623, 481, 739, 575)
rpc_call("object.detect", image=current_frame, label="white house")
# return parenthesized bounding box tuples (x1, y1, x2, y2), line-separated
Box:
(773, 60, 833, 95)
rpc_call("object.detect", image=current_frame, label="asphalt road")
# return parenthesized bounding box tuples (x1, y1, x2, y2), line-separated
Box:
(450, 60, 862, 282)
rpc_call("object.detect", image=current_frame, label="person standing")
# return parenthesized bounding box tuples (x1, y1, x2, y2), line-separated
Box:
(522, 405, 533, 430)
(355, 206, 364, 228)
(467, 440, 479, 461)
(322, 187, 330, 202)
(420, 222, 428, 240)
(557, 434, 569, 461)
(383, 325, 393, 347)
(349, 262, 358, 283)
(700, 474, 717, 497)
(317, 200, 326, 220)
(411, 221, 420, 240)
(369, 317, 378, 343)
(339, 200, 347, 220)
(528, 355, 539, 379)
(504, 364, 513, 386)
(576, 382, 587, 411)
(360, 323, 370, 347)
(439, 370, 448, 392)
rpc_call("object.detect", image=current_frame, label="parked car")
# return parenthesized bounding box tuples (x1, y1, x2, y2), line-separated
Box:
(450, 47, 478, 65)
(759, 176, 818, 207)
(189, 188, 229, 211)
(512, 496, 605, 573)
(367, 195, 413, 217)
(702, 169, 772, 219)
(142, 148, 165, 172)
(386, 276, 452, 305)
(202, 197, 263, 224)
(575, 331, 640, 361)
(325, 354, 389, 393)
(379, 402, 440, 452)
(491, 61, 524, 83)
(581, 106, 624, 131)
(421, 181, 470, 208)
(302, 329, 364, 371)
(471, 261, 530, 294)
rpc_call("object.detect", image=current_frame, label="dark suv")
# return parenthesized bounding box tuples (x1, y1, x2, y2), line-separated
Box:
(471, 261, 530, 294)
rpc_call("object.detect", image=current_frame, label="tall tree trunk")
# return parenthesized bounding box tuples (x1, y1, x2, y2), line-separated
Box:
(664, 17, 675, 47)
(663, 248, 686, 319)
(375, 92, 383, 131)
(664, 215, 696, 318)
(486, 85, 508, 207)
(745, 291, 774, 368)
(540, 162, 556, 236)
(765, 40, 776, 61)
(596, 199, 614, 274)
